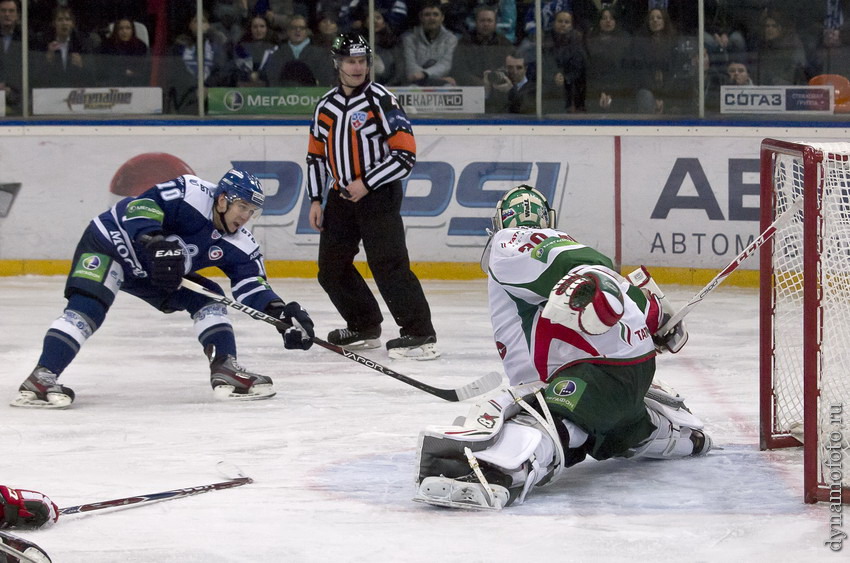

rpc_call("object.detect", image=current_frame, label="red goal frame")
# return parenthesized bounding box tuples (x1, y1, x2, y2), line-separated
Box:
(759, 138, 849, 504)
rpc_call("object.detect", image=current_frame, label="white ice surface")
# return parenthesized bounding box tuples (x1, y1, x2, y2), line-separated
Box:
(0, 277, 835, 562)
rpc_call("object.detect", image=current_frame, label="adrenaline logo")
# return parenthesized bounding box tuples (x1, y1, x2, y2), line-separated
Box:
(82, 255, 102, 270)
(65, 89, 132, 111)
(223, 91, 245, 112)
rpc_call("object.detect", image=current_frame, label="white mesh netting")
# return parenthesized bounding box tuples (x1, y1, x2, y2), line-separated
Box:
(769, 141, 850, 497)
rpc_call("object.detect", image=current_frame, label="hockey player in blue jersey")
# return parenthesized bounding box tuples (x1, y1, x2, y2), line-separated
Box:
(10, 169, 315, 408)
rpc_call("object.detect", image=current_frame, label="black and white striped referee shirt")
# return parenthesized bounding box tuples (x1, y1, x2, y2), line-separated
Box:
(305, 80, 416, 203)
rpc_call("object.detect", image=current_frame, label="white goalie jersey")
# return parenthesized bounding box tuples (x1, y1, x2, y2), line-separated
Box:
(487, 228, 660, 386)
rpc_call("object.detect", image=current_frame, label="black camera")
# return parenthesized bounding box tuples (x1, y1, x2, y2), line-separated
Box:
(491, 69, 509, 85)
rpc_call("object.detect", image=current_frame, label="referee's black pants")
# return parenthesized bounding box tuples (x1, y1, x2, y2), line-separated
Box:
(317, 180, 436, 338)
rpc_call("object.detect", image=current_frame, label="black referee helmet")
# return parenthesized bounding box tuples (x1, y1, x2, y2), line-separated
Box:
(330, 32, 373, 68)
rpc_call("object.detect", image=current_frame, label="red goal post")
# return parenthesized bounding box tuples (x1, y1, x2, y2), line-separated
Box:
(759, 138, 850, 504)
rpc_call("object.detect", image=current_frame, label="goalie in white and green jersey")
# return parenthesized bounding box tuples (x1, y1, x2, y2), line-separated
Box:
(413, 185, 711, 511)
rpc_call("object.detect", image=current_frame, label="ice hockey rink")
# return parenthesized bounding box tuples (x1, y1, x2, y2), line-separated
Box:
(0, 275, 838, 562)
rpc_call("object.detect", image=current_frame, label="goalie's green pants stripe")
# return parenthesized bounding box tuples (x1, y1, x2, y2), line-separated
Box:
(544, 358, 656, 461)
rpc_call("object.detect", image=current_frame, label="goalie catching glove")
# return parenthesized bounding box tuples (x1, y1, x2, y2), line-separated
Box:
(265, 300, 315, 350)
(542, 268, 624, 335)
(0, 486, 58, 530)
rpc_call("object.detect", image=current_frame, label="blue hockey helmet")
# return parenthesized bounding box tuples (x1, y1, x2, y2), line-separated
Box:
(215, 169, 265, 210)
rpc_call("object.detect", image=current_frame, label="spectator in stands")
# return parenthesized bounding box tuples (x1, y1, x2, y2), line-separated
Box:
(212, 0, 250, 44)
(445, 0, 518, 43)
(701, 47, 725, 113)
(702, 0, 747, 71)
(493, 0, 518, 43)
(584, 7, 632, 113)
(452, 4, 514, 87)
(0, 0, 22, 115)
(540, 10, 587, 112)
(671, 45, 723, 114)
(250, 0, 295, 37)
(313, 11, 339, 49)
(97, 17, 150, 87)
(802, 0, 850, 79)
(726, 57, 754, 86)
(401, 0, 457, 86)
(264, 14, 335, 87)
(369, 9, 406, 86)
(440, 0, 474, 36)
(165, 10, 235, 115)
(344, 1, 411, 35)
(311, 1, 347, 29)
(31, 5, 94, 88)
(234, 13, 279, 86)
(628, 7, 681, 114)
(521, 0, 572, 39)
(751, 10, 808, 86)
(485, 51, 535, 114)
(572, 0, 628, 34)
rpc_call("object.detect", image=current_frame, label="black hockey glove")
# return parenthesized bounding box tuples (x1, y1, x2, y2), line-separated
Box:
(140, 234, 185, 291)
(265, 300, 315, 350)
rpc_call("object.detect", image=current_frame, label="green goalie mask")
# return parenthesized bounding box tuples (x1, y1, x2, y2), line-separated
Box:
(493, 185, 556, 230)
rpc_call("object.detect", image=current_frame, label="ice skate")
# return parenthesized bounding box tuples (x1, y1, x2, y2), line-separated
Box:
(327, 326, 381, 350)
(10, 366, 75, 409)
(209, 354, 276, 401)
(386, 334, 440, 360)
(413, 476, 509, 511)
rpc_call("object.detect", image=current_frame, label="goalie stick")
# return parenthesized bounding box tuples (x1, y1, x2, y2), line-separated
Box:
(179, 278, 502, 402)
(657, 196, 803, 336)
(58, 476, 252, 516)
(0, 530, 50, 563)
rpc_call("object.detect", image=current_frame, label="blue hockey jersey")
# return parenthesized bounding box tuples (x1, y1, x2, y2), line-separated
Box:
(89, 174, 279, 311)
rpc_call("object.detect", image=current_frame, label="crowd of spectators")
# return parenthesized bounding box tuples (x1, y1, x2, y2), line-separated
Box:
(1, 1, 850, 116)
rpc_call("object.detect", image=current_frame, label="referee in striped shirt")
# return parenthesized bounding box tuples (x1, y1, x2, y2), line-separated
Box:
(305, 32, 439, 361)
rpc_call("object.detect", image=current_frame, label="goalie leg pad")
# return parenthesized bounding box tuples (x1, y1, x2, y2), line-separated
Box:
(627, 397, 712, 459)
(414, 418, 554, 511)
(415, 384, 582, 509)
(414, 476, 510, 511)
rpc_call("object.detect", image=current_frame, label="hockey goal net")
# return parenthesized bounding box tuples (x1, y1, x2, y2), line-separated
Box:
(760, 138, 850, 504)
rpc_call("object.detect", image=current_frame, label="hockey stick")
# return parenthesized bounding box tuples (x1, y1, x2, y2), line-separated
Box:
(0, 530, 48, 563)
(658, 196, 803, 335)
(58, 476, 252, 516)
(179, 278, 502, 401)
